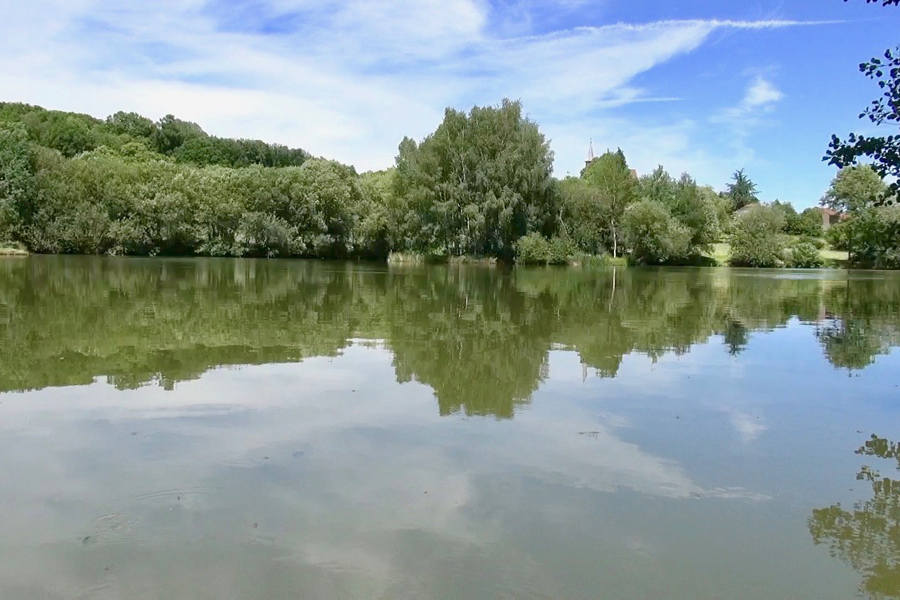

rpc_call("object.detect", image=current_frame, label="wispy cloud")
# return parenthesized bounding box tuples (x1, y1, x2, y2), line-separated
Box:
(705, 75, 785, 169)
(0, 1, 830, 180)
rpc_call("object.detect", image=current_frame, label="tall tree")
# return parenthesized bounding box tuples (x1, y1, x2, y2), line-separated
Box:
(821, 165, 887, 214)
(0, 123, 35, 241)
(559, 176, 607, 255)
(725, 169, 759, 211)
(153, 115, 206, 155)
(582, 148, 637, 258)
(393, 99, 556, 258)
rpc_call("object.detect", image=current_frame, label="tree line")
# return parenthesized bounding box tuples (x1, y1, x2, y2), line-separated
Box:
(0, 99, 897, 266)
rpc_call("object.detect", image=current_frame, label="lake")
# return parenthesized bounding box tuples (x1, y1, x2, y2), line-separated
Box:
(1, 256, 899, 599)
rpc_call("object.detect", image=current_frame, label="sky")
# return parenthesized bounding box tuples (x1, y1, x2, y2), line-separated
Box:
(0, 1, 897, 208)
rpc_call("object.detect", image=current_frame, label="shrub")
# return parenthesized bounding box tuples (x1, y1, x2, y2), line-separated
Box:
(788, 241, 823, 268)
(515, 232, 550, 264)
(797, 235, 825, 249)
(547, 236, 575, 265)
(847, 206, 900, 269)
(825, 222, 849, 251)
(515, 233, 573, 265)
(785, 207, 824, 237)
(622, 200, 691, 264)
(729, 204, 786, 267)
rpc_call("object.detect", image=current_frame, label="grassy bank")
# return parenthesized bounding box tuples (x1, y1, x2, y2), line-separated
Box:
(0, 244, 28, 256)
(703, 241, 849, 267)
(387, 252, 501, 265)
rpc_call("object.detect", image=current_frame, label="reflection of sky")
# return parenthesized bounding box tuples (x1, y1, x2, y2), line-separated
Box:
(1, 325, 898, 599)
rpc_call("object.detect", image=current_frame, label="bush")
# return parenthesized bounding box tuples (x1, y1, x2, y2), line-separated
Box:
(847, 206, 900, 269)
(825, 222, 849, 251)
(622, 200, 691, 264)
(788, 241, 823, 268)
(515, 232, 549, 264)
(785, 207, 824, 237)
(547, 236, 575, 265)
(515, 233, 573, 265)
(729, 204, 786, 267)
(797, 235, 825, 249)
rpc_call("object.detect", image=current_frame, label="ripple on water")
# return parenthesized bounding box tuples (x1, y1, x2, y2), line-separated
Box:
(133, 486, 212, 503)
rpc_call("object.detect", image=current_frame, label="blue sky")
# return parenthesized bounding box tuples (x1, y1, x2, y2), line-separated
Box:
(0, 0, 897, 207)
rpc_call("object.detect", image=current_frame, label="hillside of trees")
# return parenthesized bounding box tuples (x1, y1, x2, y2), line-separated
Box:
(1, 99, 897, 266)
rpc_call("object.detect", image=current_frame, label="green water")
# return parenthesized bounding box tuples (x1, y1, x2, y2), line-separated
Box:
(1, 256, 900, 599)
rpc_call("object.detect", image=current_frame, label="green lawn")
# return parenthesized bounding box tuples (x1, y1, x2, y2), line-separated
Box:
(704, 242, 848, 267)
(0, 245, 28, 256)
(819, 248, 849, 262)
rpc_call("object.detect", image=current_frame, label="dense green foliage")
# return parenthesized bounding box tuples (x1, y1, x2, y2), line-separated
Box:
(729, 204, 786, 267)
(579, 149, 637, 258)
(622, 169, 720, 264)
(725, 169, 759, 211)
(822, 165, 888, 214)
(821, 165, 898, 267)
(392, 100, 556, 259)
(559, 163, 723, 265)
(514, 232, 574, 265)
(622, 200, 691, 264)
(832, 206, 900, 268)
(1, 99, 897, 267)
(786, 241, 824, 268)
(773, 200, 824, 237)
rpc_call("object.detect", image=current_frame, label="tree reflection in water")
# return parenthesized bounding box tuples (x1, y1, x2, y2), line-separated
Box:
(810, 436, 900, 599)
(1, 257, 899, 419)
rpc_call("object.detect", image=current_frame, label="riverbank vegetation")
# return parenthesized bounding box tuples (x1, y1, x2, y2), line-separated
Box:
(1, 100, 896, 267)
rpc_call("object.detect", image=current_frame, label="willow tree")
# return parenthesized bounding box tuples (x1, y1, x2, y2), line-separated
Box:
(392, 99, 556, 258)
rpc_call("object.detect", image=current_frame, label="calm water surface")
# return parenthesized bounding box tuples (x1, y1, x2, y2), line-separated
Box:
(1, 256, 900, 599)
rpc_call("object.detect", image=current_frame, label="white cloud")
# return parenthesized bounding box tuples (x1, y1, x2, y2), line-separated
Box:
(744, 77, 784, 108)
(0, 2, 821, 179)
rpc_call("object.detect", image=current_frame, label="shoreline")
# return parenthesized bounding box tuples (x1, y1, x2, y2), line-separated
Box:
(3, 252, 880, 270)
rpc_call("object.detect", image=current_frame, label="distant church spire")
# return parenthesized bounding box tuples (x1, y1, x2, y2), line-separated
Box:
(585, 138, 595, 170)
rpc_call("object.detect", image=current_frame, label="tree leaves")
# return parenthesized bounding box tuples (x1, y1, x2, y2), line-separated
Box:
(826, 45, 900, 201)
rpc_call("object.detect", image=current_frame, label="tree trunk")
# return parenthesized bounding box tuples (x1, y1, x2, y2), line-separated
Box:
(611, 221, 618, 258)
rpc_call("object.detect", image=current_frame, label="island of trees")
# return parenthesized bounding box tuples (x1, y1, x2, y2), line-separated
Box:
(0, 98, 897, 267)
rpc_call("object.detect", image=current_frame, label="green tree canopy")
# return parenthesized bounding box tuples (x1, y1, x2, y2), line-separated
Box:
(729, 204, 786, 267)
(581, 148, 637, 258)
(0, 123, 35, 240)
(559, 176, 608, 255)
(726, 168, 759, 211)
(822, 165, 889, 214)
(105, 111, 156, 139)
(622, 199, 691, 264)
(393, 99, 556, 259)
